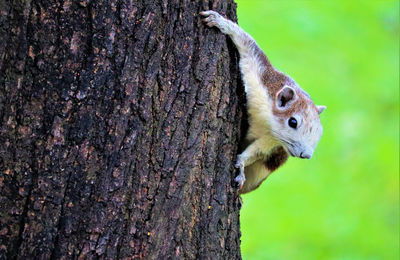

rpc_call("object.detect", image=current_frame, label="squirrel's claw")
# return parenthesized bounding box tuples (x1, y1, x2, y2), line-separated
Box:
(235, 172, 246, 190)
(200, 10, 218, 17)
(200, 10, 221, 28)
(234, 156, 245, 189)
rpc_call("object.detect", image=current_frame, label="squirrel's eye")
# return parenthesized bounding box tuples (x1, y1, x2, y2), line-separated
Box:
(288, 117, 297, 129)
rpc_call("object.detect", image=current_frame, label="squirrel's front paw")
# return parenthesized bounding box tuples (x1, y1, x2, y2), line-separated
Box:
(200, 10, 221, 28)
(234, 156, 245, 189)
(235, 172, 246, 190)
(235, 155, 243, 169)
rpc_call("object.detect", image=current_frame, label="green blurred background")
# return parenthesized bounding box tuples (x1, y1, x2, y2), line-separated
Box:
(235, 1, 399, 259)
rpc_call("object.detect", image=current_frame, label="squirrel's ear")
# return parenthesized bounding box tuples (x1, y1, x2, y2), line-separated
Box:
(317, 105, 326, 114)
(276, 86, 297, 109)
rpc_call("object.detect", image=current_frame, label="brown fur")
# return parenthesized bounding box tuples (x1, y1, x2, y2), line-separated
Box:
(254, 46, 319, 119)
(263, 146, 288, 171)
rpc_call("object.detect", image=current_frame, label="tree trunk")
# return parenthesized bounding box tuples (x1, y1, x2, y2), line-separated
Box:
(0, 0, 245, 259)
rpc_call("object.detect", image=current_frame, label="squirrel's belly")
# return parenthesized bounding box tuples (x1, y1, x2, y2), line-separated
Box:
(240, 146, 289, 194)
(240, 160, 271, 194)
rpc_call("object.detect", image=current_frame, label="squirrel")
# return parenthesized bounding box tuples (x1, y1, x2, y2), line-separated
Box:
(200, 10, 326, 194)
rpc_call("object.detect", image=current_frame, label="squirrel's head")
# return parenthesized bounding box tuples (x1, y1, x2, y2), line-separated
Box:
(270, 85, 325, 159)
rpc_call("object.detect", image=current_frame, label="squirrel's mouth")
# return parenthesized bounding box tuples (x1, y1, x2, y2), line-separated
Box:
(287, 149, 296, 157)
(279, 141, 296, 157)
(284, 145, 313, 159)
(281, 142, 311, 159)
(286, 147, 300, 158)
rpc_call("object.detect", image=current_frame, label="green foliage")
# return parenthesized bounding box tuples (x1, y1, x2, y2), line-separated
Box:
(235, 1, 399, 259)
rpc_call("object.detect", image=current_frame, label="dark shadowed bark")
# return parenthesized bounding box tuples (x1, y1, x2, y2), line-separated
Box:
(0, 0, 245, 259)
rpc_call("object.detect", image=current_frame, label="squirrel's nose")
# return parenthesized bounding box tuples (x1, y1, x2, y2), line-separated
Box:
(300, 152, 312, 159)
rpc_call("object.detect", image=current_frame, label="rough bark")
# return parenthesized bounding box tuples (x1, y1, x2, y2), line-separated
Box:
(0, 0, 244, 259)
